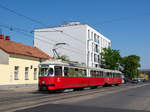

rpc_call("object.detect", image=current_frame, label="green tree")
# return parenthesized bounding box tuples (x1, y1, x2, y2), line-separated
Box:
(58, 55, 70, 61)
(100, 48, 121, 70)
(121, 55, 141, 79)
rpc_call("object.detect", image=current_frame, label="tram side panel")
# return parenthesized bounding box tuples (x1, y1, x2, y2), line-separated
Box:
(88, 70, 105, 87)
(52, 76, 89, 90)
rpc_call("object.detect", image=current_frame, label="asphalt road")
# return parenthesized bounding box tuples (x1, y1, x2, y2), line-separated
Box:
(15, 83, 150, 112)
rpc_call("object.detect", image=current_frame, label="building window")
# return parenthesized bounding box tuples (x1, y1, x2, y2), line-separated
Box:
(14, 66, 19, 80)
(94, 54, 98, 62)
(34, 68, 37, 80)
(94, 44, 99, 53)
(98, 55, 100, 63)
(95, 64, 98, 67)
(94, 33, 96, 42)
(91, 53, 93, 62)
(25, 67, 29, 80)
(88, 30, 90, 39)
(97, 36, 100, 43)
(91, 32, 93, 40)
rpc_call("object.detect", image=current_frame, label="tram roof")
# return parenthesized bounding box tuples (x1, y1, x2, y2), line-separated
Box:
(40, 59, 87, 68)
(40, 59, 69, 66)
(40, 59, 122, 73)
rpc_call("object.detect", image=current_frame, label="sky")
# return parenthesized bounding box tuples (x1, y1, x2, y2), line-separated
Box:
(0, 0, 149, 69)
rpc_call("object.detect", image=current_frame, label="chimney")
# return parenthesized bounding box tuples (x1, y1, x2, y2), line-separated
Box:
(5, 36, 10, 40)
(0, 34, 4, 40)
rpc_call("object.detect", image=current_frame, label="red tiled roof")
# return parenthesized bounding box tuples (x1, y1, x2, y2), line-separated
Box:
(0, 39, 51, 59)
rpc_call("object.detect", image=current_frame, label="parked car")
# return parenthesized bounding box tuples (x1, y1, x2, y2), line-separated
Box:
(143, 79, 146, 82)
(131, 79, 138, 84)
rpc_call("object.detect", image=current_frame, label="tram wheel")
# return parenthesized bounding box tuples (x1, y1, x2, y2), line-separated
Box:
(115, 84, 119, 86)
(103, 83, 108, 87)
(74, 87, 84, 91)
(90, 86, 98, 89)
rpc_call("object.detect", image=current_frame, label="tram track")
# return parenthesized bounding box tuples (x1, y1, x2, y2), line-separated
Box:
(0, 83, 149, 112)
(0, 85, 122, 104)
(0, 83, 131, 103)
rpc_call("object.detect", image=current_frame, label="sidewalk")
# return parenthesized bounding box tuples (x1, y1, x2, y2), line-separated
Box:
(0, 86, 38, 93)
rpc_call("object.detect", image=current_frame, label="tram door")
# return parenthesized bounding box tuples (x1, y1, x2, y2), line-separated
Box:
(54, 66, 63, 85)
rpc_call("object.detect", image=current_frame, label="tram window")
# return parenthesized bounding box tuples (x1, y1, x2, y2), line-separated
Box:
(83, 70, 87, 77)
(103, 72, 105, 77)
(116, 73, 118, 78)
(110, 73, 112, 78)
(96, 71, 99, 77)
(110, 72, 112, 78)
(112, 73, 114, 78)
(107, 72, 110, 77)
(64, 67, 69, 77)
(106, 72, 109, 77)
(74, 68, 78, 77)
(115, 73, 117, 78)
(48, 68, 53, 76)
(118, 74, 121, 78)
(78, 69, 82, 77)
(94, 70, 96, 77)
(95, 71, 98, 77)
(69, 68, 75, 77)
(116, 74, 118, 78)
(54, 66, 62, 76)
(101, 71, 104, 77)
(40, 68, 48, 76)
(90, 70, 94, 77)
(98, 71, 100, 77)
(117, 74, 120, 78)
(99, 71, 102, 77)
(99, 71, 101, 77)
(114, 73, 117, 78)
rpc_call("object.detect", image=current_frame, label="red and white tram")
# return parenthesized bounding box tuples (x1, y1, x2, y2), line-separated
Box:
(38, 60, 122, 91)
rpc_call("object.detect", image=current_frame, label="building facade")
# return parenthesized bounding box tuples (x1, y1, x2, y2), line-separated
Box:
(0, 35, 50, 89)
(34, 22, 110, 67)
(139, 69, 150, 80)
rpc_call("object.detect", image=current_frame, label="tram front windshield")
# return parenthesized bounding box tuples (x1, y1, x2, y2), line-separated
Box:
(40, 67, 53, 76)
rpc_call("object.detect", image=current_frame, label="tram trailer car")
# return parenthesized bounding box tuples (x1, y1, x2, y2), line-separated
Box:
(38, 60, 122, 91)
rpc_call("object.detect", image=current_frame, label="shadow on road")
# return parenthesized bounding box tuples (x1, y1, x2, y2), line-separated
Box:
(15, 104, 149, 112)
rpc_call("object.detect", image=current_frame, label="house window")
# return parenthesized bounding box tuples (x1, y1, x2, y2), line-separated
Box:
(25, 67, 29, 80)
(34, 68, 37, 80)
(14, 66, 19, 80)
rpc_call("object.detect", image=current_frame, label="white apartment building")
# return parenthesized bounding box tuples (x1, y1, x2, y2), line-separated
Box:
(34, 22, 111, 67)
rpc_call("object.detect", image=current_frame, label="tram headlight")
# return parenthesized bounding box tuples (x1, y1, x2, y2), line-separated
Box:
(42, 81, 45, 85)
